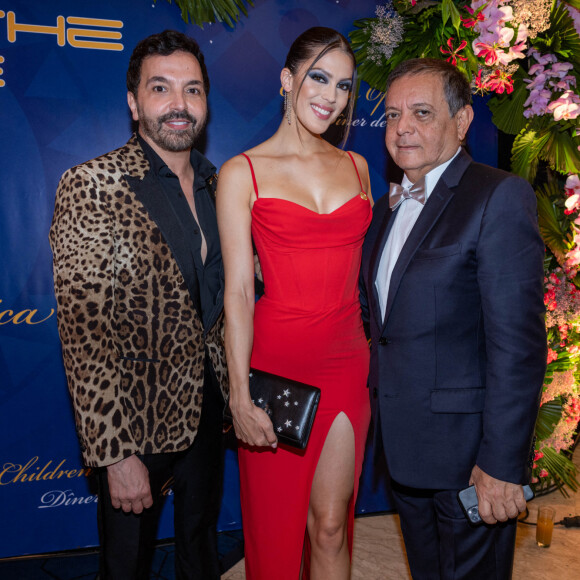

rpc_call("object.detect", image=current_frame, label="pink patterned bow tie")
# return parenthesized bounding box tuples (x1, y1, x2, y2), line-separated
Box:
(389, 178, 426, 209)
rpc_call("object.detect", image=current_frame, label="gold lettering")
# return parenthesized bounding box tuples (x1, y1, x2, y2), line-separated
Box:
(66, 17, 123, 51)
(30, 460, 52, 482)
(6, 11, 65, 46)
(0, 308, 14, 323)
(1, 457, 93, 485)
(0, 457, 38, 485)
(0, 462, 21, 485)
(48, 460, 67, 479)
(0, 55, 5, 88)
(0, 299, 55, 325)
(10, 308, 55, 324)
(366, 88, 386, 116)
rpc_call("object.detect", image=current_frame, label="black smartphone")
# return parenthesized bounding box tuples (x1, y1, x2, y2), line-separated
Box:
(457, 484, 534, 525)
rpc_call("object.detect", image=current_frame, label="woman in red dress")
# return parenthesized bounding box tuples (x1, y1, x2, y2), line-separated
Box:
(217, 27, 372, 579)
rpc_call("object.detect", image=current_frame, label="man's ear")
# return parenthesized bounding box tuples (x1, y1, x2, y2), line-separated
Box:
(456, 105, 474, 141)
(280, 68, 293, 93)
(127, 92, 139, 122)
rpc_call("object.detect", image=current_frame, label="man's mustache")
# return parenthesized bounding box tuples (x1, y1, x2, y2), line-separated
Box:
(158, 110, 197, 127)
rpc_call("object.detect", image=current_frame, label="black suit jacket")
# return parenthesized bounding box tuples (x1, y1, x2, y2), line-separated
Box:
(360, 149, 546, 489)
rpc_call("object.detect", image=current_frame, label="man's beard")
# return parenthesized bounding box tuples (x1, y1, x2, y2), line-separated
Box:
(139, 109, 205, 152)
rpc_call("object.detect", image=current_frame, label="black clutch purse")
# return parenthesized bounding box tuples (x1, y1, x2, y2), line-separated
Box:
(224, 369, 321, 449)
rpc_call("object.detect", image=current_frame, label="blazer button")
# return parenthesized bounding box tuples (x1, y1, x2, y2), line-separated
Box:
(378, 337, 390, 345)
(373, 388, 378, 398)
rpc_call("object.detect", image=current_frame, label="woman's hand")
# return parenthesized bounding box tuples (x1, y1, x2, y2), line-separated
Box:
(231, 400, 278, 448)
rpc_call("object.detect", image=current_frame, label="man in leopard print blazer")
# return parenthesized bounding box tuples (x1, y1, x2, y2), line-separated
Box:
(49, 30, 228, 579)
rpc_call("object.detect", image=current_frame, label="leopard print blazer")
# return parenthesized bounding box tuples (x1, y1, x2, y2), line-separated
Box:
(49, 136, 228, 467)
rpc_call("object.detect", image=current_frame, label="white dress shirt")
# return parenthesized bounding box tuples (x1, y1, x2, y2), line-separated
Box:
(375, 149, 461, 321)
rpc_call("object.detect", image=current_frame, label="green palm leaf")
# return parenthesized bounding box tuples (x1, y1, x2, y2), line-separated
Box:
(535, 446, 579, 496)
(162, 0, 253, 28)
(511, 126, 549, 182)
(536, 398, 564, 440)
(535, 181, 574, 262)
(487, 68, 530, 135)
(539, 1, 580, 69)
(540, 122, 580, 175)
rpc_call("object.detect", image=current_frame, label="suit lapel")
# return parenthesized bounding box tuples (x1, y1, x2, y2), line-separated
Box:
(381, 149, 472, 329)
(122, 138, 204, 321)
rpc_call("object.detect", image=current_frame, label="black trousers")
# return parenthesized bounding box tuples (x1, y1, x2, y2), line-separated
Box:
(392, 481, 517, 580)
(96, 361, 224, 580)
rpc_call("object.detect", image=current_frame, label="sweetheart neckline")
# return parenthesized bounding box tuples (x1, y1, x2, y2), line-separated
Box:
(253, 193, 367, 216)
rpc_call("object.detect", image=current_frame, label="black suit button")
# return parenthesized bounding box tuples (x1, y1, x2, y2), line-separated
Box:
(378, 337, 390, 345)
(373, 388, 378, 398)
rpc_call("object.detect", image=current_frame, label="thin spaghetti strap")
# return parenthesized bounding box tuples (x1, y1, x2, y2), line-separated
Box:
(241, 153, 259, 198)
(346, 151, 364, 193)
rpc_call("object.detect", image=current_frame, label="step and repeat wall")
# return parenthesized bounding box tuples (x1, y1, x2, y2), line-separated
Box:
(0, 0, 497, 557)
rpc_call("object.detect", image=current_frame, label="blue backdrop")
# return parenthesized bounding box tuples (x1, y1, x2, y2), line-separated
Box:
(0, 0, 497, 558)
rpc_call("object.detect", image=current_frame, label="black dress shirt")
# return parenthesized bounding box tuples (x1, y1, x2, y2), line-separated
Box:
(138, 135, 221, 329)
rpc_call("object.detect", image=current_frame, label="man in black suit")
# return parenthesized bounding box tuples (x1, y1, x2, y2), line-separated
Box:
(360, 58, 546, 578)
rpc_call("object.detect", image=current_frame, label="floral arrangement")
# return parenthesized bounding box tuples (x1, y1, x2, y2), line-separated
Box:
(351, 0, 580, 494)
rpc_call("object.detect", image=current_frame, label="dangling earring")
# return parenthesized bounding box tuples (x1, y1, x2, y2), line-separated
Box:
(284, 90, 292, 125)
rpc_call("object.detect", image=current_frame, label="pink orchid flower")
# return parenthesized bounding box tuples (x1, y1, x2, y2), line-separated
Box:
(508, 41, 527, 61)
(548, 92, 580, 121)
(565, 174, 580, 194)
(529, 49, 557, 65)
(516, 23, 529, 44)
(564, 193, 580, 213)
(552, 62, 574, 77)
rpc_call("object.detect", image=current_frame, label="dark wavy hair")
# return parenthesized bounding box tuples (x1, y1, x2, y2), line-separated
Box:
(386, 58, 472, 117)
(285, 27, 357, 145)
(126, 29, 209, 96)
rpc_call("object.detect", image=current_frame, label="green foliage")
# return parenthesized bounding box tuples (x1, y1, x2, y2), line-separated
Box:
(350, 3, 477, 92)
(536, 398, 564, 440)
(511, 126, 548, 182)
(161, 0, 253, 28)
(541, 122, 580, 176)
(512, 117, 580, 183)
(535, 446, 579, 496)
(535, 181, 575, 262)
(542, 1, 580, 68)
(441, 0, 462, 33)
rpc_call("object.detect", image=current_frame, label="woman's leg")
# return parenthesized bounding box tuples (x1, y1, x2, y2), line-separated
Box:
(306, 412, 355, 580)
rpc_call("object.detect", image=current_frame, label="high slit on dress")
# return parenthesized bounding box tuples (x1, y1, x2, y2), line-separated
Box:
(237, 152, 372, 580)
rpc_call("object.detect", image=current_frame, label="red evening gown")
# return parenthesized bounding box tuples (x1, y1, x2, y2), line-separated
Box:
(238, 152, 372, 580)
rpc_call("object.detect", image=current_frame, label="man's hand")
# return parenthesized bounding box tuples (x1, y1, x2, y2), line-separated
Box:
(107, 455, 153, 514)
(469, 465, 528, 525)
